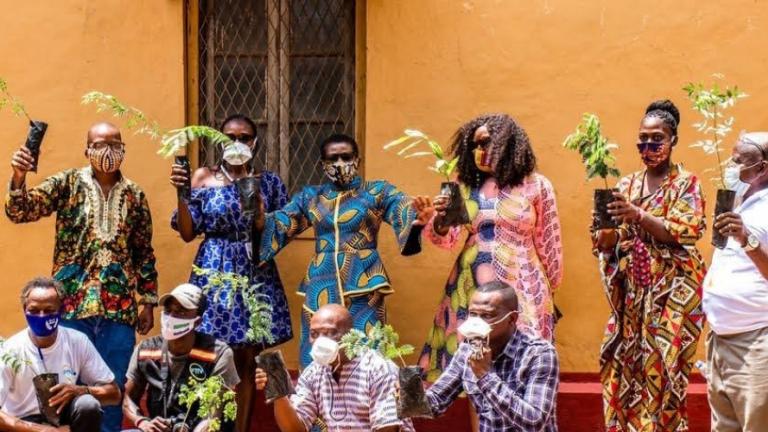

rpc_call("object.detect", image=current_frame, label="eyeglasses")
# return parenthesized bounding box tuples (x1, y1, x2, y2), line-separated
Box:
(225, 134, 255, 143)
(323, 153, 356, 163)
(636, 142, 665, 153)
(89, 141, 125, 151)
(473, 138, 492, 149)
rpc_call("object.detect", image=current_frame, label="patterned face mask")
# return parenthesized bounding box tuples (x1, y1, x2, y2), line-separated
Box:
(88, 146, 124, 173)
(323, 158, 359, 185)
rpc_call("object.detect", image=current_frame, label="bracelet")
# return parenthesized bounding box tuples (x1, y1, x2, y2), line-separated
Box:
(136, 417, 151, 428)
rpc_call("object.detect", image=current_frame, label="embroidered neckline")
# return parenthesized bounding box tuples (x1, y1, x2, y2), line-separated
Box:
(78, 167, 129, 242)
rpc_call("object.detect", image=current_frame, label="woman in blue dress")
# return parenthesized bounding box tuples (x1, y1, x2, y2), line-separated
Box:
(170, 114, 291, 432)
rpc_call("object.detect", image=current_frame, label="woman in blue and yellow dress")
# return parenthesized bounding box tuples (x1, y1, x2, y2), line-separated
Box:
(257, 133, 432, 366)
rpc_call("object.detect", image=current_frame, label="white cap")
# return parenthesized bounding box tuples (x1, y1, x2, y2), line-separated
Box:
(159, 283, 204, 311)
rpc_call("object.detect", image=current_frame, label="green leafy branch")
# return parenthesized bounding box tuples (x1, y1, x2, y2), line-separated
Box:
(340, 323, 414, 367)
(0, 78, 32, 121)
(562, 113, 621, 189)
(384, 129, 459, 181)
(81, 91, 233, 158)
(191, 266, 275, 345)
(1, 337, 25, 373)
(683, 74, 748, 189)
(178, 376, 237, 432)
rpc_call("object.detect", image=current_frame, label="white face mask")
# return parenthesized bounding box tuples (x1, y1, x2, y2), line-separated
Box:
(222, 141, 253, 166)
(161, 312, 197, 341)
(458, 312, 515, 340)
(723, 161, 762, 197)
(310, 336, 340, 366)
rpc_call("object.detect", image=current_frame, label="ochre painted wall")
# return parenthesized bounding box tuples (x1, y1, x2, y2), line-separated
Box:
(3, 1, 768, 374)
(360, 0, 768, 372)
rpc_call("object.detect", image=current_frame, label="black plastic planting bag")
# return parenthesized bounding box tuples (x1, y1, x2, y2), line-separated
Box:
(439, 182, 470, 227)
(235, 177, 261, 217)
(33, 373, 61, 426)
(593, 189, 619, 230)
(712, 189, 736, 249)
(397, 366, 432, 419)
(25, 120, 48, 173)
(255, 351, 294, 403)
(175, 156, 192, 202)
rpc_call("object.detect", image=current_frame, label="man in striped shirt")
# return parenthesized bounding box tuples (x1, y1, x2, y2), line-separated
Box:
(425, 281, 560, 431)
(256, 304, 413, 431)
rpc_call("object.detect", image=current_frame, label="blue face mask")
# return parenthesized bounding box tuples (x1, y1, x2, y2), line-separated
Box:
(25, 312, 61, 337)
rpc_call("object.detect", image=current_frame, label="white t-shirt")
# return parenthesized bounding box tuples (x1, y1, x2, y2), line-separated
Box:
(0, 327, 115, 418)
(703, 188, 768, 335)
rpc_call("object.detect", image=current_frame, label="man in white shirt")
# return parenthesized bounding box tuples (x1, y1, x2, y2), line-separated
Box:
(0, 278, 121, 432)
(703, 131, 768, 431)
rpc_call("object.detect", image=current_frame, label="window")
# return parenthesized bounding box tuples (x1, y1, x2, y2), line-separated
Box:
(193, 0, 357, 193)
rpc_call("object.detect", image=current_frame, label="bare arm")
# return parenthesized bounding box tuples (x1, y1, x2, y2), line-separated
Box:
(273, 397, 307, 432)
(0, 411, 66, 432)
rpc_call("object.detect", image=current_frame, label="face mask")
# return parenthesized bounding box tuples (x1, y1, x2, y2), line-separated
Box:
(473, 148, 494, 173)
(723, 165, 751, 197)
(222, 141, 253, 166)
(88, 146, 124, 173)
(26, 312, 60, 338)
(459, 312, 514, 339)
(161, 312, 197, 341)
(323, 159, 359, 185)
(310, 336, 340, 366)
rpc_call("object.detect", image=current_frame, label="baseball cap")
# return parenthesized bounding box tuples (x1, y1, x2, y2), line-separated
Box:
(159, 283, 203, 311)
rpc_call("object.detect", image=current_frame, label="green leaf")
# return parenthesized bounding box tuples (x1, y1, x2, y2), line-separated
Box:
(383, 135, 410, 150)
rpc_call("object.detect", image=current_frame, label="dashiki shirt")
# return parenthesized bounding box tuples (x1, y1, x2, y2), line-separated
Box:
(291, 349, 415, 431)
(5, 167, 158, 326)
(171, 171, 292, 347)
(259, 175, 421, 366)
(597, 164, 706, 432)
(418, 174, 563, 382)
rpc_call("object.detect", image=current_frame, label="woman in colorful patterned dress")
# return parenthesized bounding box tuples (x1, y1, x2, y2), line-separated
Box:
(170, 114, 291, 432)
(256, 133, 432, 367)
(418, 113, 564, 381)
(594, 100, 707, 431)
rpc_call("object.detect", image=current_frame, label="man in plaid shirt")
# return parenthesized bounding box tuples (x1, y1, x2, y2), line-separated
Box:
(425, 281, 560, 431)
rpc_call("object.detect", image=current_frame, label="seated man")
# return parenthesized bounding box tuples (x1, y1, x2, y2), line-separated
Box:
(123, 283, 239, 432)
(425, 281, 560, 432)
(0, 277, 121, 432)
(255, 304, 413, 432)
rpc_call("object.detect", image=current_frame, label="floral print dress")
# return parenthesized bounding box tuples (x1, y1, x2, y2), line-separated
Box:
(172, 171, 292, 347)
(418, 174, 563, 381)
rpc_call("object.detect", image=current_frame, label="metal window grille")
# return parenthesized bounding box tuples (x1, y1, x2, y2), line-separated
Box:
(196, 0, 356, 193)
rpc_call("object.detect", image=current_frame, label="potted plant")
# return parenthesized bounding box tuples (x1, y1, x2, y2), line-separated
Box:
(340, 323, 432, 419)
(1, 78, 48, 172)
(32, 373, 61, 426)
(0, 337, 24, 373)
(562, 113, 621, 230)
(384, 129, 468, 226)
(683, 75, 748, 249)
(177, 375, 237, 432)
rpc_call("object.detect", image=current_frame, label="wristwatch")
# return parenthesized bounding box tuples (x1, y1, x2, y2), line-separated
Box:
(743, 233, 760, 252)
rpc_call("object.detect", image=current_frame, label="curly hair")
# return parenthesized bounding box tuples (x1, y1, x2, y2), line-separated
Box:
(451, 113, 536, 188)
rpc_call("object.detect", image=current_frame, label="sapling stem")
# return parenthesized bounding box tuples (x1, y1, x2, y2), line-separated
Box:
(712, 106, 725, 189)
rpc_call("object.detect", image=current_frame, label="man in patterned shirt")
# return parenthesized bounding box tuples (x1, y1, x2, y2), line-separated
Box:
(6, 122, 158, 432)
(425, 281, 560, 431)
(255, 304, 413, 431)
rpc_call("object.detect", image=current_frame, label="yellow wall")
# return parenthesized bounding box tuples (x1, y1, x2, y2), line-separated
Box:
(4, 0, 768, 373)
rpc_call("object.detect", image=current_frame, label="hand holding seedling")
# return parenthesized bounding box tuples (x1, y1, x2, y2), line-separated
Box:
(412, 195, 434, 226)
(254, 368, 268, 391)
(714, 212, 748, 246)
(10, 146, 35, 188)
(138, 417, 171, 432)
(48, 383, 84, 414)
(170, 163, 190, 189)
(468, 345, 492, 379)
(607, 193, 643, 224)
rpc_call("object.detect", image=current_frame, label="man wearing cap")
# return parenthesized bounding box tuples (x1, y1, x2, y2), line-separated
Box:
(122, 284, 239, 432)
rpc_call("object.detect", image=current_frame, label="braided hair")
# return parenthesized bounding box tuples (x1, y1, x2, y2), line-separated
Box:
(451, 113, 536, 188)
(644, 99, 680, 143)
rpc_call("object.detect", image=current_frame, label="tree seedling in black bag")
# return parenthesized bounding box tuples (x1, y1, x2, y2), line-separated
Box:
(255, 350, 294, 403)
(32, 373, 61, 426)
(1, 78, 48, 172)
(562, 113, 621, 230)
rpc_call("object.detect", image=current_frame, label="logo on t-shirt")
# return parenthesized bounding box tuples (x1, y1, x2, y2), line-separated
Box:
(189, 363, 207, 381)
(62, 367, 78, 384)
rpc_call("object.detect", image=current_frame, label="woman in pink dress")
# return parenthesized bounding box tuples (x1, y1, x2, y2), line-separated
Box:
(418, 113, 564, 380)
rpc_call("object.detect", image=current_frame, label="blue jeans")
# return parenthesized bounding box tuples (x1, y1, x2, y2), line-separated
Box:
(61, 318, 135, 432)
